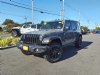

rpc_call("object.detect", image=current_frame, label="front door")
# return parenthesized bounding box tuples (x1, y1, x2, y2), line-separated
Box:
(70, 21, 78, 42)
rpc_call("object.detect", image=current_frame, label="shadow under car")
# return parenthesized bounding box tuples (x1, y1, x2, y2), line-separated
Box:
(61, 41, 93, 61)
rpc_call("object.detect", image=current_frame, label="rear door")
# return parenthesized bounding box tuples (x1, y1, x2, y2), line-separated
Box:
(70, 21, 78, 42)
(64, 21, 72, 44)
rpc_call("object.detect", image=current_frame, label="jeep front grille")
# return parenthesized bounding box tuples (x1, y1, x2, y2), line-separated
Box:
(21, 34, 41, 45)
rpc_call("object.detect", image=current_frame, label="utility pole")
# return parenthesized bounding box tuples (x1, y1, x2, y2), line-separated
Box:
(32, 0, 34, 24)
(60, 0, 64, 20)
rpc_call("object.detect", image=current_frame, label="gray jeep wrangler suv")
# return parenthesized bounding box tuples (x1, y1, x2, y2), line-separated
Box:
(16, 20, 82, 63)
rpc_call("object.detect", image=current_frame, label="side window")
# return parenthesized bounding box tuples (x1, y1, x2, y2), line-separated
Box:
(23, 24, 30, 28)
(70, 22, 77, 30)
(31, 25, 36, 28)
(76, 22, 80, 30)
(65, 21, 71, 30)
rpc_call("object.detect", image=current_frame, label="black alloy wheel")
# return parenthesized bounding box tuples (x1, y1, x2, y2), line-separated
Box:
(45, 43, 63, 63)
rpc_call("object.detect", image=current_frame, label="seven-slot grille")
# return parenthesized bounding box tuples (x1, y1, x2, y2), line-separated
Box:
(21, 34, 41, 44)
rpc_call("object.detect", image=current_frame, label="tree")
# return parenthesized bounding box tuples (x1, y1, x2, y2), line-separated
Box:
(2, 19, 14, 25)
(80, 26, 88, 31)
(2, 19, 21, 32)
(96, 26, 100, 30)
(40, 20, 45, 25)
(22, 22, 32, 25)
(2, 19, 21, 27)
(14, 23, 21, 26)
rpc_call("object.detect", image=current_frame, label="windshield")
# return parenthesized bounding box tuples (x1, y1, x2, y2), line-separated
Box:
(39, 21, 64, 29)
(23, 24, 30, 28)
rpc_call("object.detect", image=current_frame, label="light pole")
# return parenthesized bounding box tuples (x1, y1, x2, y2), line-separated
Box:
(60, 0, 64, 20)
(32, 0, 34, 24)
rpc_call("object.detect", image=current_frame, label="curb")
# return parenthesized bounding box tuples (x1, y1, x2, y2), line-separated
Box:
(0, 45, 16, 50)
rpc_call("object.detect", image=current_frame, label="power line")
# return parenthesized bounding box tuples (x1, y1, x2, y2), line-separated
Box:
(0, 11, 27, 18)
(0, 0, 70, 20)
(10, 0, 52, 13)
(64, 2, 95, 24)
(10, 0, 31, 7)
(64, 2, 81, 21)
(65, 2, 79, 12)
(0, 1, 31, 10)
(0, 0, 61, 16)
(10, 0, 62, 17)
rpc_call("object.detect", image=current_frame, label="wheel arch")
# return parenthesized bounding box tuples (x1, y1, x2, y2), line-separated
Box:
(76, 33, 82, 41)
(42, 36, 62, 45)
(50, 38, 62, 45)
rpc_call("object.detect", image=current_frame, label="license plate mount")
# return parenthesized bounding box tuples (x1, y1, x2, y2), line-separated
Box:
(23, 46, 29, 51)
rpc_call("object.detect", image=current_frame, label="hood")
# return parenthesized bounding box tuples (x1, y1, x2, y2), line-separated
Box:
(25, 29, 63, 36)
(12, 26, 20, 29)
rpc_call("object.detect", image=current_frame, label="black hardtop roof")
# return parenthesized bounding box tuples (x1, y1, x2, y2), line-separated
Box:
(44, 20, 79, 23)
(65, 20, 79, 22)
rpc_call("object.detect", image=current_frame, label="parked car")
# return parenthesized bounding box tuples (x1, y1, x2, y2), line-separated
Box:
(96, 30, 100, 34)
(16, 20, 82, 63)
(11, 24, 38, 37)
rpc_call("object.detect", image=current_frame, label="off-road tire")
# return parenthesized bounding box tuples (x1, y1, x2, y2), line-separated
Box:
(44, 43, 63, 63)
(11, 30, 18, 37)
(75, 36, 82, 48)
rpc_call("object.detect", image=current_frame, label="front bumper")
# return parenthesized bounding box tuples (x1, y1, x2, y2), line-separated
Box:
(16, 42, 47, 54)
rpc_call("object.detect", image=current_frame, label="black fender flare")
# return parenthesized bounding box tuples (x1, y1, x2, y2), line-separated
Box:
(76, 33, 82, 41)
(42, 36, 62, 45)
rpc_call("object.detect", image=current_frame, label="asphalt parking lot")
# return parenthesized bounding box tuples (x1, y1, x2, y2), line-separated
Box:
(0, 34, 100, 75)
